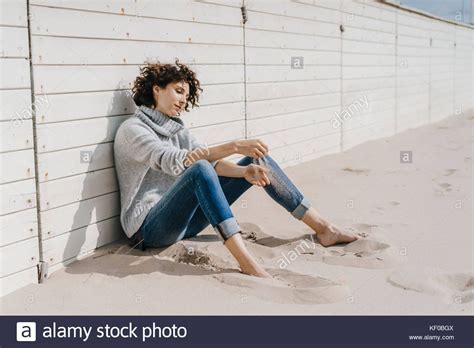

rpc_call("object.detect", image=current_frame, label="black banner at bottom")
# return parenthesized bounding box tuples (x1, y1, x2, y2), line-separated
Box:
(1, 316, 472, 347)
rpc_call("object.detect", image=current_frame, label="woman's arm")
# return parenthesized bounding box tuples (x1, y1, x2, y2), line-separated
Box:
(215, 159, 271, 187)
(184, 139, 269, 167)
(214, 159, 246, 178)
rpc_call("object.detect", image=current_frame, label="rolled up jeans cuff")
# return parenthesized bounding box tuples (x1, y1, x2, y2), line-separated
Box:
(291, 197, 311, 220)
(213, 217, 241, 241)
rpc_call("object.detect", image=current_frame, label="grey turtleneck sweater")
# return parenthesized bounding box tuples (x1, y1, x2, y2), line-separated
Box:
(114, 105, 217, 238)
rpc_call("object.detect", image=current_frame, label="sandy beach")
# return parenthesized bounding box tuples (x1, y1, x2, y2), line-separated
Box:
(1, 111, 472, 315)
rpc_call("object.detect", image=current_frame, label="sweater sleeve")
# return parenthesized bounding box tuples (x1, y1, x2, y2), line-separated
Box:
(124, 125, 189, 177)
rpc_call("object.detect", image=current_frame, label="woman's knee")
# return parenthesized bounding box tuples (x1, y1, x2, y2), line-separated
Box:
(188, 159, 217, 178)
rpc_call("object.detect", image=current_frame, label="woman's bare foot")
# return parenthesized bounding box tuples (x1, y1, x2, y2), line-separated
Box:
(240, 263, 272, 278)
(224, 233, 272, 278)
(315, 224, 359, 247)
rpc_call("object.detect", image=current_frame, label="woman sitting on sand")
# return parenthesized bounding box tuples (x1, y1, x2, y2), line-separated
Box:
(114, 59, 358, 278)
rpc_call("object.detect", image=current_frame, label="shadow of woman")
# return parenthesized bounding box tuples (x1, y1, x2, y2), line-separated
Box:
(61, 86, 135, 274)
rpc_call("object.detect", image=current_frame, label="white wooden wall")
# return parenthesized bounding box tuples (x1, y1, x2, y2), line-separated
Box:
(245, 0, 342, 165)
(0, 0, 473, 297)
(396, 8, 431, 130)
(341, 0, 397, 149)
(0, 0, 40, 297)
(27, 0, 245, 280)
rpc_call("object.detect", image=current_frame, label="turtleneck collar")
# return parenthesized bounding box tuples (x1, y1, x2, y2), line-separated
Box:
(135, 105, 184, 138)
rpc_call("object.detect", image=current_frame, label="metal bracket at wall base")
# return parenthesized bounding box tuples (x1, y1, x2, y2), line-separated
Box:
(37, 261, 49, 283)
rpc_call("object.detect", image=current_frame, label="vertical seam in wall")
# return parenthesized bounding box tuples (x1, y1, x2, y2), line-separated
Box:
(339, 0, 343, 152)
(453, 27, 456, 115)
(394, 7, 398, 133)
(428, 21, 432, 123)
(242, 0, 248, 140)
(26, 0, 44, 270)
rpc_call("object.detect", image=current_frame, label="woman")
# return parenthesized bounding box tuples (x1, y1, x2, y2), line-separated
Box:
(114, 59, 358, 278)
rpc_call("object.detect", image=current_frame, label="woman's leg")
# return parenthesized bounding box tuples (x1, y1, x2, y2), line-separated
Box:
(184, 154, 311, 238)
(138, 159, 241, 247)
(255, 155, 358, 245)
(183, 154, 358, 246)
(137, 159, 269, 277)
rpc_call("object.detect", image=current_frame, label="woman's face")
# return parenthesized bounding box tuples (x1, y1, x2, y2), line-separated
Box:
(153, 81, 190, 118)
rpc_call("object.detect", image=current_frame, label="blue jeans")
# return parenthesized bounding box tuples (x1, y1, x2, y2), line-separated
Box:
(136, 155, 311, 248)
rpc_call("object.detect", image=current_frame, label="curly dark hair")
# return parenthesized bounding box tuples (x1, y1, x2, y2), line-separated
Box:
(132, 59, 202, 112)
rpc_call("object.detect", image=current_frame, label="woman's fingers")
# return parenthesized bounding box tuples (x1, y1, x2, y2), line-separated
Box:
(257, 143, 267, 156)
(257, 140, 269, 152)
(254, 149, 265, 158)
(262, 172, 271, 185)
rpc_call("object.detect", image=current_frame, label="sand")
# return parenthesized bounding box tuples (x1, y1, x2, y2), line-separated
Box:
(1, 111, 472, 314)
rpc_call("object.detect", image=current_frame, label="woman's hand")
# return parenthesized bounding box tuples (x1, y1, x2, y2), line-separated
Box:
(243, 164, 271, 186)
(234, 139, 269, 159)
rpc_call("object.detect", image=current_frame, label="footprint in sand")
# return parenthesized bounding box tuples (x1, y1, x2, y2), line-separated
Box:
(444, 169, 457, 177)
(213, 268, 350, 304)
(154, 240, 349, 304)
(341, 167, 370, 175)
(388, 268, 474, 304)
(240, 222, 401, 269)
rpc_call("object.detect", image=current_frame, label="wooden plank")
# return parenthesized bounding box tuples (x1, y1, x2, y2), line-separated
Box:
(0, 149, 35, 184)
(0, 0, 27, 27)
(0, 118, 34, 152)
(247, 105, 339, 136)
(30, 6, 243, 44)
(0, 266, 38, 298)
(36, 115, 126, 153)
(245, 28, 341, 51)
(0, 26, 29, 58)
(343, 53, 396, 66)
(0, 178, 36, 215)
(39, 167, 118, 211)
(246, 0, 340, 23)
(343, 76, 396, 92)
(40, 192, 119, 239)
(0, 58, 30, 89)
(38, 142, 114, 182)
(0, 208, 38, 247)
(246, 79, 341, 101)
(41, 216, 122, 266)
(191, 120, 245, 145)
(185, 101, 244, 128)
(33, 65, 244, 94)
(342, 11, 396, 33)
(342, 26, 396, 44)
(296, 0, 341, 11)
(246, 10, 339, 37)
(247, 92, 340, 119)
(341, 0, 396, 22)
(0, 89, 33, 121)
(246, 47, 340, 65)
(342, 40, 395, 54)
(31, 36, 243, 65)
(343, 65, 395, 79)
(0, 236, 39, 278)
(30, 0, 242, 26)
(343, 87, 394, 104)
(246, 65, 341, 83)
